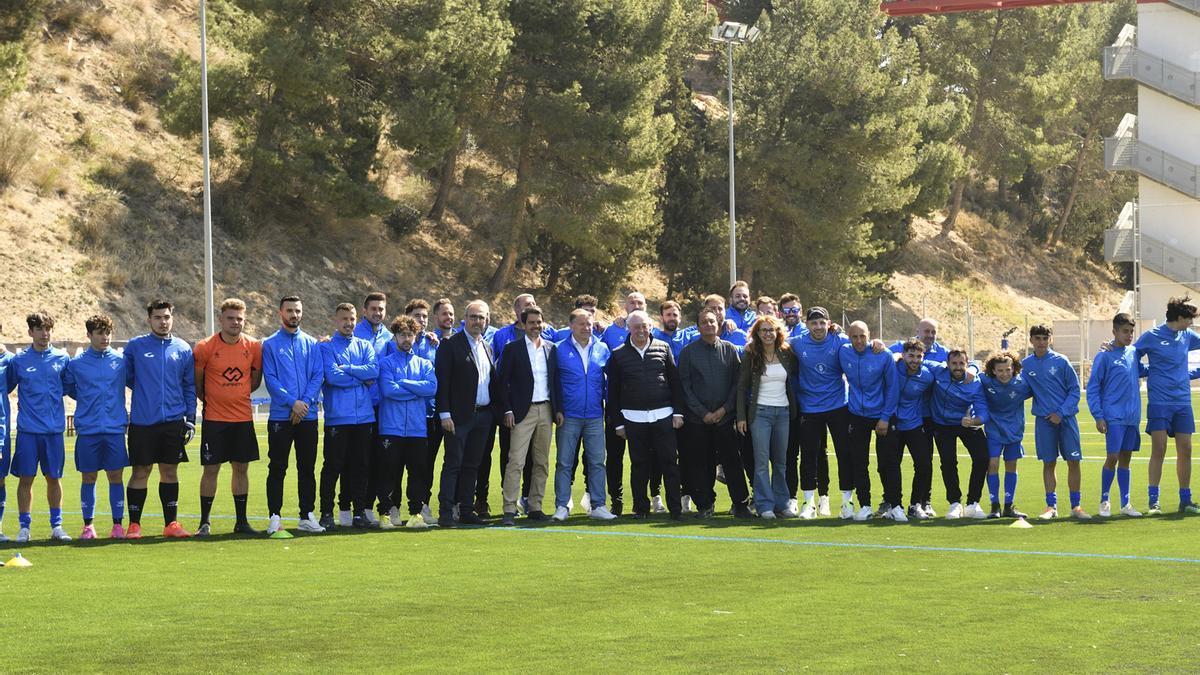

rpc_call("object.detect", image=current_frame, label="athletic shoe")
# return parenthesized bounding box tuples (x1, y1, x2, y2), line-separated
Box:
(364, 510, 379, 525)
(338, 510, 353, 527)
(1147, 502, 1162, 516)
(580, 492, 591, 514)
(589, 505, 617, 521)
(923, 503, 938, 518)
(458, 512, 486, 525)
(907, 505, 927, 520)
(164, 521, 192, 538)
(1071, 506, 1092, 520)
(125, 523, 142, 539)
(946, 502, 963, 519)
(1181, 502, 1200, 515)
(611, 499, 623, 516)
(1038, 506, 1057, 520)
(110, 523, 126, 539)
(760, 510, 776, 520)
(715, 464, 726, 484)
(194, 523, 211, 537)
(681, 495, 694, 514)
(875, 502, 892, 518)
(1003, 505, 1027, 519)
(499, 513, 516, 527)
(839, 502, 855, 520)
(388, 506, 403, 527)
(1098, 501, 1112, 517)
(51, 526, 72, 541)
(786, 498, 799, 514)
(798, 502, 816, 520)
(777, 507, 798, 519)
(964, 503, 988, 520)
(732, 504, 754, 519)
(16, 527, 30, 542)
(566, 497, 574, 513)
(517, 497, 529, 516)
(420, 504, 434, 522)
(526, 510, 548, 522)
(351, 514, 373, 529)
(298, 513, 327, 533)
(405, 514, 429, 529)
(267, 515, 282, 534)
(988, 502, 1002, 519)
(475, 501, 491, 519)
(379, 516, 395, 530)
(233, 521, 262, 535)
(1120, 503, 1143, 517)
(552, 506, 569, 522)
(696, 507, 715, 519)
(651, 495, 667, 514)
(318, 513, 335, 530)
(888, 505, 909, 523)
(853, 505, 873, 522)
(438, 514, 455, 528)
(818, 495, 831, 517)
(80, 524, 97, 540)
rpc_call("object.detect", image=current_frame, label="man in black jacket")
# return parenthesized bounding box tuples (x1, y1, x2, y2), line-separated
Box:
(434, 300, 494, 527)
(607, 311, 685, 519)
(496, 306, 559, 525)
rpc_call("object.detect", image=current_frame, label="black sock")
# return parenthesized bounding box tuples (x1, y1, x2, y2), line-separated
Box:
(84, 517, 93, 526)
(233, 493, 248, 524)
(159, 482, 179, 524)
(127, 487, 148, 525)
(200, 495, 215, 525)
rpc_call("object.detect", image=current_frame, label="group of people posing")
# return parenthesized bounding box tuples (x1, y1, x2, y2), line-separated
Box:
(1, 283, 1198, 542)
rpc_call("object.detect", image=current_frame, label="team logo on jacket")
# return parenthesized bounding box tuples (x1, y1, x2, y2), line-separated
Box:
(110, 361, 119, 370)
(144, 352, 155, 358)
(1049, 366, 1058, 376)
(381, 438, 392, 449)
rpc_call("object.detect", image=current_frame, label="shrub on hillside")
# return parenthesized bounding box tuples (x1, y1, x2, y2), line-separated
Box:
(70, 188, 127, 249)
(0, 112, 36, 189)
(385, 203, 421, 240)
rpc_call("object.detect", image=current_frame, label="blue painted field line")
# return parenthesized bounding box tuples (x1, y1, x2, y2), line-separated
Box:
(495, 525, 1200, 565)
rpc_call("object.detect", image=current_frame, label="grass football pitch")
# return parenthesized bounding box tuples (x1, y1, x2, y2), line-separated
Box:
(3, 399, 1200, 672)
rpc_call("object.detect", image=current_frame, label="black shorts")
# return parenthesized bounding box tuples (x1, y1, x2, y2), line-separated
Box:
(128, 420, 189, 466)
(199, 420, 260, 465)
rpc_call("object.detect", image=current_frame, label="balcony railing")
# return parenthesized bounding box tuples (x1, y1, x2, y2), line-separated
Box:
(1105, 114, 1200, 199)
(1104, 44, 1200, 107)
(1105, 201, 1200, 285)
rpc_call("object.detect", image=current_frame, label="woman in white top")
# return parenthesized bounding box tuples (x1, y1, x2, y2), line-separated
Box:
(736, 316, 799, 518)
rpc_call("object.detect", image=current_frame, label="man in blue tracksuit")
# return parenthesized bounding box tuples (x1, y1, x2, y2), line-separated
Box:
(1087, 313, 1150, 518)
(0, 343, 12, 541)
(879, 340, 937, 520)
(725, 280, 756, 332)
(978, 352, 1032, 519)
(888, 317, 949, 475)
(1135, 296, 1200, 514)
(354, 292, 391, 523)
(839, 322, 898, 521)
(652, 300, 688, 362)
(779, 294, 806, 339)
(930, 349, 990, 519)
(320, 302, 379, 529)
(63, 314, 129, 540)
(125, 299, 196, 539)
(377, 315, 437, 528)
(6, 312, 71, 542)
(1022, 325, 1088, 520)
(262, 295, 326, 534)
(790, 307, 850, 519)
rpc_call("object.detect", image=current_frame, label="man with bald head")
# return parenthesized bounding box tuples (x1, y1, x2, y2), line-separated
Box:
(600, 291, 649, 514)
(606, 311, 685, 519)
(839, 322, 899, 521)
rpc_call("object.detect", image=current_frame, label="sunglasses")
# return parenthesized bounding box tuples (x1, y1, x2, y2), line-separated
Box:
(781, 307, 801, 315)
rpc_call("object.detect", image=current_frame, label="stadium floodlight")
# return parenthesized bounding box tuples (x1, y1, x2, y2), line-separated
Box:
(200, 0, 215, 336)
(710, 21, 761, 288)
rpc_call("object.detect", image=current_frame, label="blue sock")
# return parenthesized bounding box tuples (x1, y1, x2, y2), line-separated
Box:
(49, 507, 62, 528)
(18, 512, 31, 529)
(1046, 492, 1057, 508)
(81, 483, 96, 523)
(1069, 491, 1081, 509)
(987, 473, 1000, 504)
(1117, 468, 1131, 507)
(1100, 467, 1115, 503)
(1149, 484, 1160, 506)
(109, 482, 125, 523)
(1004, 472, 1018, 504)
(1180, 488, 1192, 506)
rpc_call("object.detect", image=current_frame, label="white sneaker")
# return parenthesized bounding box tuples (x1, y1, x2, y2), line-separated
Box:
(946, 502, 963, 519)
(651, 495, 667, 513)
(51, 526, 72, 541)
(1098, 501, 1112, 518)
(779, 507, 799, 519)
(760, 510, 776, 520)
(923, 503, 938, 518)
(389, 506, 403, 527)
(338, 510, 353, 527)
(818, 495, 831, 516)
(964, 503, 987, 520)
(786, 498, 799, 514)
(798, 502, 816, 519)
(1120, 503, 1143, 517)
(267, 514, 282, 534)
(580, 492, 592, 513)
(888, 505, 909, 523)
(405, 513, 430, 529)
(908, 505, 928, 520)
(853, 505, 873, 521)
(379, 515, 395, 529)
(839, 502, 855, 520)
(589, 505, 617, 521)
(566, 496, 574, 513)
(552, 506, 570, 522)
(421, 503, 434, 522)
(364, 510, 379, 525)
(1039, 506, 1057, 520)
(297, 513, 326, 533)
(681, 495, 694, 514)
(16, 527, 30, 542)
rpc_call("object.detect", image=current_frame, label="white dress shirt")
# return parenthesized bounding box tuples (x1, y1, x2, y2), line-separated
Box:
(619, 337, 679, 427)
(526, 335, 550, 404)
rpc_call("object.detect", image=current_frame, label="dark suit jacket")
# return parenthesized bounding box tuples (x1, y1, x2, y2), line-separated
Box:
(435, 330, 495, 426)
(496, 337, 559, 424)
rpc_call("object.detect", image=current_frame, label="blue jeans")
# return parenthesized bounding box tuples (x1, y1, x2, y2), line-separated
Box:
(555, 417, 607, 509)
(750, 405, 791, 514)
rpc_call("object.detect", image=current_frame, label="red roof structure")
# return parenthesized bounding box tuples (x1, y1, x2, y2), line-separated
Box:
(880, 0, 1161, 16)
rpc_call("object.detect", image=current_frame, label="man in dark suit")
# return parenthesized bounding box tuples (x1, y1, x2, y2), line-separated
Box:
(496, 306, 559, 526)
(434, 299, 495, 527)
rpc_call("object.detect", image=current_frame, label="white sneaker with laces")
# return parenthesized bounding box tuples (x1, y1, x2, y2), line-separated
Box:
(589, 505, 617, 521)
(580, 492, 592, 513)
(421, 503, 434, 522)
(964, 503, 988, 519)
(566, 497, 574, 513)
(389, 506, 403, 527)
(839, 502, 855, 520)
(552, 506, 570, 522)
(798, 502, 816, 519)
(298, 513, 326, 533)
(786, 498, 799, 514)
(1039, 506, 1057, 520)
(338, 510, 353, 527)
(1120, 503, 1143, 517)
(946, 502, 963, 519)
(51, 526, 72, 541)
(16, 527, 30, 542)
(923, 503, 938, 518)
(1098, 501, 1112, 518)
(681, 495, 694, 514)
(889, 505, 909, 523)
(818, 495, 831, 517)
(760, 510, 776, 520)
(853, 505, 873, 521)
(651, 495, 667, 513)
(267, 514, 282, 534)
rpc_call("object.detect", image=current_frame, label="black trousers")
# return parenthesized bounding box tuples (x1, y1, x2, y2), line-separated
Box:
(877, 424, 933, 507)
(423, 416, 443, 506)
(682, 421, 747, 509)
(477, 423, 530, 508)
(799, 408, 847, 494)
(844, 414, 879, 507)
(625, 418, 682, 516)
(933, 424, 989, 505)
(377, 435, 428, 516)
(319, 423, 373, 514)
(266, 419, 318, 519)
(439, 409, 492, 517)
(789, 415, 830, 497)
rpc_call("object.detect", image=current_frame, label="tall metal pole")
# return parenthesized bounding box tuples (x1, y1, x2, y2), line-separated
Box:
(200, 0, 215, 336)
(726, 40, 737, 288)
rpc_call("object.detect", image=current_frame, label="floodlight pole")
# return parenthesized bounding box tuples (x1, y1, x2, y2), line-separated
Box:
(726, 39, 737, 289)
(200, 0, 215, 336)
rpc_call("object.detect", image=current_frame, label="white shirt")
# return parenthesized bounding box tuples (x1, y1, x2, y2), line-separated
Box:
(526, 335, 550, 404)
(442, 332, 491, 420)
(757, 361, 788, 407)
(573, 336, 592, 374)
(618, 337, 680, 427)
